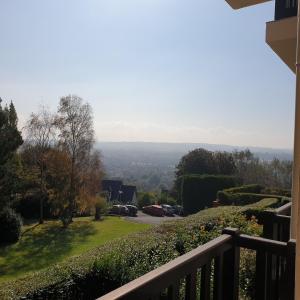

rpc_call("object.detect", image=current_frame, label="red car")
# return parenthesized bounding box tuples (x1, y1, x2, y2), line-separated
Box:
(142, 205, 164, 217)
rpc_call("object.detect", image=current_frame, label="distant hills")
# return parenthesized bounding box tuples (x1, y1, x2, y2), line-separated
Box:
(96, 142, 293, 192)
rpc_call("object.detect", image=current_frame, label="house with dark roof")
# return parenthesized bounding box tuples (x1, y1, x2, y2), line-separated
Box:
(102, 180, 137, 205)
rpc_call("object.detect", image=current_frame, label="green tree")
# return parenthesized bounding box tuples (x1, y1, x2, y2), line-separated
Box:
(137, 192, 155, 209)
(24, 107, 56, 223)
(0, 100, 23, 208)
(56, 95, 94, 225)
(213, 151, 236, 175)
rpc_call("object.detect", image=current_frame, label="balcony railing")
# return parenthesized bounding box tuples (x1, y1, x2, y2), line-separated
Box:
(275, 0, 298, 21)
(98, 226, 296, 300)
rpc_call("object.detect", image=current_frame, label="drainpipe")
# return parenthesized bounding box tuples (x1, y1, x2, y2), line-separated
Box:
(293, 1, 300, 298)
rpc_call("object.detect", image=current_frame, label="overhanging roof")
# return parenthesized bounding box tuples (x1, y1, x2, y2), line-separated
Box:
(225, 0, 271, 9)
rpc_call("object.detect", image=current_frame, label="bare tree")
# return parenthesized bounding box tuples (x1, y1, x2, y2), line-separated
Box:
(57, 95, 94, 225)
(24, 106, 56, 224)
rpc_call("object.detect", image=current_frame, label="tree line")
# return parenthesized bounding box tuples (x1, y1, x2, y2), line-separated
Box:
(173, 148, 292, 199)
(0, 95, 105, 240)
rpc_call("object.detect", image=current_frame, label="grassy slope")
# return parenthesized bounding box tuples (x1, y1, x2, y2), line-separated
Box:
(0, 216, 150, 282)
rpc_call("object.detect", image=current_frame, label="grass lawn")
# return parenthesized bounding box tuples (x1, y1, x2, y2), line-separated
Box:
(0, 216, 151, 282)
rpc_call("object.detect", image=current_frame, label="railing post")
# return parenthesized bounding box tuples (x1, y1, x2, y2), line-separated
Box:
(286, 239, 296, 300)
(222, 228, 240, 300)
(261, 210, 276, 240)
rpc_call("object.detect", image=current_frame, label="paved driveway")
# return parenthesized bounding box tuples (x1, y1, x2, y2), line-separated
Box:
(125, 211, 183, 225)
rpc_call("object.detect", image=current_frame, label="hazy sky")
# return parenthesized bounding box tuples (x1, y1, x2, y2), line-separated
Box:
(0, 0, 295, 149)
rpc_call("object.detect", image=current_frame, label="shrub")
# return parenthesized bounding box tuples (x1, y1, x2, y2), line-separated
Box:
(0, 208, 22, 245)
(222, 184, 264, 194)
(0, 203, 270, 299)
(241, 198, 291, 223)
(262, 187, 291, 197)
(182, 175, 237, 214)
(95, 196, 108, 221)
(137, 192, 155, 209)
(14, 191, 52, 219)
(157, 195, 177, 206)
(217, 191, 289, 206)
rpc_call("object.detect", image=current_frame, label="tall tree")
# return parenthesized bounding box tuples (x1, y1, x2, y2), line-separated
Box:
(56, 95, 94, 224)
(0, 100, 23, 208)
(24, 107, 56, 223)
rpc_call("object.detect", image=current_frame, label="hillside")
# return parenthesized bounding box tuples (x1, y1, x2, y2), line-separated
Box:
(96, 142, 292, 192)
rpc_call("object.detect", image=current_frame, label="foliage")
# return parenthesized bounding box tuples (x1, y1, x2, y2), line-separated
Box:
(56, 95, 95, 225)
(232, 150, 292, 190)
(19, 98, 105, 226)
(157, 195, 177, 206)
(46, 148, 72, 222)
(0, 100, 23, 208)
(173, 148, 292, 201)
(0, 207, 22, 245)
(174, 149, 236, 197)
(222, 184, 264, 194)
(137, 192, 155, 209)
(14, 190, 52, 220)
(95, 196, 108, 220)
(217, 191, 289, 206)
(241, 198, 285, 221)
(239, 249, 256, 299)
(182, 175, 237, 214)
(0, 216, 150, 283)
(0, 202, 278, 300)
(262, 187, 291, 197)
(23, 107, 56, 223)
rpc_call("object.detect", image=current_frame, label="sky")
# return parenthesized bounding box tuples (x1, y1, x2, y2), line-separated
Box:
(0, 0, 296, 149)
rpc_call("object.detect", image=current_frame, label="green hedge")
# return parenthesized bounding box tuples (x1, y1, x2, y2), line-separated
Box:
(262, 188, 291, 198)
(241, 198, 288, 220)
(217, 191, 290, 206)
(182, 175, 237, 214)
(0, 199, 281, 300)
(222, 184, 264, 194)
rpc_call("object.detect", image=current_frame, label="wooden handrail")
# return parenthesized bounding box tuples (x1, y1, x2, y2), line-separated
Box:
(238, 234, 288, 256)
(97, 235, 232, 300)
(274, 201, 292, 216)
(98, 226, 295, 300)
(98, 200, 295, 300)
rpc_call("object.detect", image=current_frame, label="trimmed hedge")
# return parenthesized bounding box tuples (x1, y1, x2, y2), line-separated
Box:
(241, 198, 288, 220)
(182, 174, 237, 214)
(0, 199, 282, 300)
(262, 188, 291, 198)
(217, 191, 290, 206)
(222, 184, 264, 194)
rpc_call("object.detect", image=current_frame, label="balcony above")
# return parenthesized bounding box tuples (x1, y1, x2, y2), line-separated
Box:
(275, 0, 298, 21)
(225, 0, 271, 9)
(266, 16, 297, 73)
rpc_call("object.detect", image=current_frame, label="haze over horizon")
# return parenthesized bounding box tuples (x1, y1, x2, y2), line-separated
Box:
(0, 0, 295, 149)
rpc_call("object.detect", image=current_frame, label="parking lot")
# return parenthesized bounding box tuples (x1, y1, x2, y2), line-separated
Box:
(125, 210, 183, 225)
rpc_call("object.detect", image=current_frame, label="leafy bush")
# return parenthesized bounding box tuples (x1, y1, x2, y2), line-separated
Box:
(262, 187, 291, 197)
(222, 184, 264, 194)
(217, 191, 289, 206)
(0, 208, 22, 245)
(0, 202, 277, 300)
(241, 198, 285, 220)
(157, 195, 177, 206)
(95, 196, 108, 221)
(182, 175, 237, 214)
(14, 191, 52, 219)
(137, 192, 155, 209)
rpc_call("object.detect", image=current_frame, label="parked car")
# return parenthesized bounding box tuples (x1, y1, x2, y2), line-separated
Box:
(172, 205, 184, 216)
(142, 205, 164, 217)
(161, 204, 175, 216)
(109, 205, 129, 216)
(125, 205, 138, 216)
